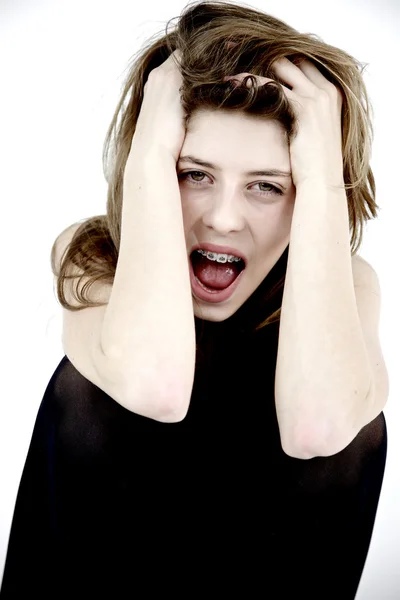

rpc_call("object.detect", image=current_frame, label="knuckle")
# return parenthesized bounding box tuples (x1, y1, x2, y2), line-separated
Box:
(316, 87, 331, 102)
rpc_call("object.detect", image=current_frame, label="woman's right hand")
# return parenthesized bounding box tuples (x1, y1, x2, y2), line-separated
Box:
(125, 48, 187, 173)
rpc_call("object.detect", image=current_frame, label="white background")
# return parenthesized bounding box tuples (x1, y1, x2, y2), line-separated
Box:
(0, 0, 398, 597)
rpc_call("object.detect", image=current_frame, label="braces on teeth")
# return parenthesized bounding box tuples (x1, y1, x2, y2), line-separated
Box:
(196, 249, 243, 264)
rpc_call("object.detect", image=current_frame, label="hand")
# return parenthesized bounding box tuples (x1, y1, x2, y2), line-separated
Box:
(125, 48, 187, 176)
(223, 57, 345, 189)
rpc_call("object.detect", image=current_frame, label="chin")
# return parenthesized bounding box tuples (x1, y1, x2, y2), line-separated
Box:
(192, 300, 243, 323)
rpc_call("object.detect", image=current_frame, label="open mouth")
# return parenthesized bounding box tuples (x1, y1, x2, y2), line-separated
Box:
(190, 250, 245, 291)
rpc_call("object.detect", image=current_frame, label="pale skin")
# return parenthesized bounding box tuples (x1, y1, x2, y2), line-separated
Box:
(176, 105, 368, 456)
(176, 57, 387, 458)
(178, 109, 296, 323)
(178, 55, 344, 325)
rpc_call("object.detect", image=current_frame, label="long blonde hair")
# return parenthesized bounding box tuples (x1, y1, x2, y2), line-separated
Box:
(51, 0, 379, 332)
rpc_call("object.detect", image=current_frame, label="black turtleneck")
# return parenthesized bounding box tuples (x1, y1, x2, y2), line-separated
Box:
(0, 244, 387, 599)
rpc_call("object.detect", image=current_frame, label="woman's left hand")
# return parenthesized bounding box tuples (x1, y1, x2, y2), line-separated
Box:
(223, 57, 345, 189)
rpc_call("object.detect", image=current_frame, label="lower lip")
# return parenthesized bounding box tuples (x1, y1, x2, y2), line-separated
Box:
(189, 256, 246, 304)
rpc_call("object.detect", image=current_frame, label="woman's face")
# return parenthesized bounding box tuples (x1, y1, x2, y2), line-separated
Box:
(178, 108, 296, 322)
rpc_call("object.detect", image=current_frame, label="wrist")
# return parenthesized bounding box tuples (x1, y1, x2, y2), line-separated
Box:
(295, 176, 345, 192)
(124, 144, 176, 182)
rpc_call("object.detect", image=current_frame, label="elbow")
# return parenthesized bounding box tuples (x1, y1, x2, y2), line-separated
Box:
(153, 382, 191, 423)
(155, 401, 189, 423)
(281, 433, 327, 460)
(282, 438, 325, 460)
(281, 420, 359, 459)
(281, 436, 316, 460)
(278, 413, 323, 459)
(154, 376, 192, 423)
(121, 379, 191, 423)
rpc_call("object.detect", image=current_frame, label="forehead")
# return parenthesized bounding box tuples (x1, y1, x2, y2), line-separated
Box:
(188, 107, 285, 133)
(184, 109, 289, 166)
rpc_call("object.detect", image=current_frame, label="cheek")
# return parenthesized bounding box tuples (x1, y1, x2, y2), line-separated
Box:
(264, 203, 294, 236)
(181, 204, 195, 229)
(252, 219, 291, 261)
(182, 213, 200, 246)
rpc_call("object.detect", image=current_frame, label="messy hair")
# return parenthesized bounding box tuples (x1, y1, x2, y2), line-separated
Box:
(51, 0, 379, 332)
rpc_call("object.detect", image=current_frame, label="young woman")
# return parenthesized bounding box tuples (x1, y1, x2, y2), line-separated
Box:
(1, 2, 388, 598)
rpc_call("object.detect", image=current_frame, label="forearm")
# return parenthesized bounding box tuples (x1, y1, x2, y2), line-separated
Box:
(275, 179, 373, 458)
(101, 147, 196, 421)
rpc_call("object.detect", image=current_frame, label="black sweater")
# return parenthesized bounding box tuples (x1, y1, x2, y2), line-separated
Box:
(1, 246, 387, 599)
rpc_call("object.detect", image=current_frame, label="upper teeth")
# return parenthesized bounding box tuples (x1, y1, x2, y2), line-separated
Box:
(196, 249, 243, 263)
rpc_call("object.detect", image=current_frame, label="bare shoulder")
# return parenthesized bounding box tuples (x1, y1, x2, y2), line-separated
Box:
(54, 221, 112, 306)
(351, 253, 380, 293)
(352, 253, 372, 269)
(54, 222, 84, 273)
(56, 224, 124, 407)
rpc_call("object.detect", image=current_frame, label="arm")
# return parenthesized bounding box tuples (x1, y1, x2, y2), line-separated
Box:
(274, 179, 373, 459)
(101, 148, 196, 422)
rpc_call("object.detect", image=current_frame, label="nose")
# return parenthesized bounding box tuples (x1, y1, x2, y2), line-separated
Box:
(201, 195, 245, 235)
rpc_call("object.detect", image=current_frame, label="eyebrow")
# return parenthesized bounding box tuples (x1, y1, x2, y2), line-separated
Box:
(177, 155, 292, 178)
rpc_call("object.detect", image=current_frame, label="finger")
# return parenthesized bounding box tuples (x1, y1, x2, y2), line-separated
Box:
(223, 73, 295, 100)
(271, 57, 332, 94)
(224, 73, 274, 87)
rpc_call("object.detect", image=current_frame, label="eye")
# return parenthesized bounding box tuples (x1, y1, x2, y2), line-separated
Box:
(178, 170, 284, 197)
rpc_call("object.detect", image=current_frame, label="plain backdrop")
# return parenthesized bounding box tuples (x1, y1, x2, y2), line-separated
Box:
(0, 0, 398, 597)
